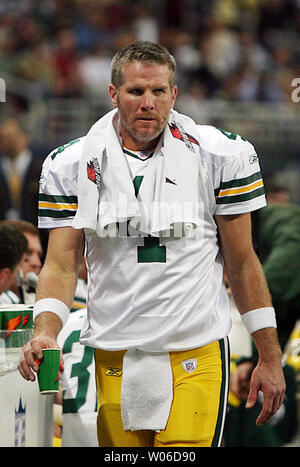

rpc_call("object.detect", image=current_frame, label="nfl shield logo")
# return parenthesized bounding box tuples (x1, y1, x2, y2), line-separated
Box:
(181, 358, 197, 373)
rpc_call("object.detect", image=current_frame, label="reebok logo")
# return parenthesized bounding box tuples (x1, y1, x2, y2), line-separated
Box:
(105, 367, 123, 377)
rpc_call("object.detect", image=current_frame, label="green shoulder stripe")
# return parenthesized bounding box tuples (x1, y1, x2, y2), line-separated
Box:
(39, 193, 78, 203)
(216, 186, 265, 204)
(38, 208, 77, 218)
(219, 171, 262, 191)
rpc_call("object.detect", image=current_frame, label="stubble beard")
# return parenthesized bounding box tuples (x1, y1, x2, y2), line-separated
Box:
(118, 105, 169, 146)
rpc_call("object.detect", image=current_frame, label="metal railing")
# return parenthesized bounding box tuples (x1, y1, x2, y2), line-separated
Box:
(27, 97, 300, 150)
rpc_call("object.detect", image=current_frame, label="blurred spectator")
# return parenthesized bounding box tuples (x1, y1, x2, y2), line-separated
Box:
(0, 118, 44, 225)
(0, 0, 298, 105)
(264, 179, 291, 205)
(0, 219, 43, 304)
(0, 224, 27, 297)
(56, 306, 97, 447)
(54, 258, 95, 447)
(17, 43, 56, 97)
(78, 45, 112, 109)
(131, 2, 159, 43)
(73, 4, 114, 52)
(224, 357, 298, 447)
(105, 0, 132, 33)
(0, 219, 43, 274)
(252, 188, 300, 351)
(175, 81, 209, 124)
(52, 28, 83, 98)
(225, 269, 298, 447)
(201, 19, 242, 82)
(0, 0, 299, 200)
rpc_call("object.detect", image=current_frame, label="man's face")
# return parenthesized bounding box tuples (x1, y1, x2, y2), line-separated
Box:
(22, 233, 43, 275)
(0, 259, 23, 295)
(109, 61, 177, 150)
(0, 120, 27, 159)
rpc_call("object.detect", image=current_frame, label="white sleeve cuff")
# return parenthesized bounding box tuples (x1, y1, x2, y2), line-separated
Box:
(33, 298, 70, 328)
(241, 307, 277, 334)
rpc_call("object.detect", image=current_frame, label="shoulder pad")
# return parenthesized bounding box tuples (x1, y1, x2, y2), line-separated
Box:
(197, 125, 251, 158)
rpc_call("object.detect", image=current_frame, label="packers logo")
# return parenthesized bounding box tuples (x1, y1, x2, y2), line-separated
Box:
(105, 367, 122, 377)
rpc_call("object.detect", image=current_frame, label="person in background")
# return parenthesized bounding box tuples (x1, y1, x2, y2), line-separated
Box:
(0, 119, 44, 224)
(225, 180, 299, 446)
(0, 224, 28, 299)
(55, 306, 98, 447)
(263, 179, 291, 205)
(53, 258, 91, 447)
(0, 220, 43, 304)
(223, 355, 298, 447)
(225, 273, 298, 447)
(253, 183, 300, 350)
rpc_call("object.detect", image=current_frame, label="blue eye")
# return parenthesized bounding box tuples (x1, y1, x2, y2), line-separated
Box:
(129, 89, 142, 95)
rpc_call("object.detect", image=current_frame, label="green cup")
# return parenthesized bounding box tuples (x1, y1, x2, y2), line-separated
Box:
(37, 348, 61, 395)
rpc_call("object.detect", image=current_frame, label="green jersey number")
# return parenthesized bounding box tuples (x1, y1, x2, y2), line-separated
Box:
(133, 176, 166, 263)
(62, 329, 96, 413)
(217, 128, 246, 141)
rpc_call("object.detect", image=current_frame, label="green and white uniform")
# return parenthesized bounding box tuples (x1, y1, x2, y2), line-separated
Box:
(57, 308, 97, 447)
(38, 125, 266, 352)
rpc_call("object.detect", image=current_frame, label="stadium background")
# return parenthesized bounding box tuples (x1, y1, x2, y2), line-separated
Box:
(0, 0, 299, 447)
(1, 0, 300, 197)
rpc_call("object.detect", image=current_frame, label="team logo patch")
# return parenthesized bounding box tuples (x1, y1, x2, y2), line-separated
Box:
(181, 358, 197, 373)
(105, 367, 123, 377)
(168, 122, 199, 153)
(87, 157, 101, 190)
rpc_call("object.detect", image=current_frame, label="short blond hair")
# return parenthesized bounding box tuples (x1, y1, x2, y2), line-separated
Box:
(111, 41, 176, 89)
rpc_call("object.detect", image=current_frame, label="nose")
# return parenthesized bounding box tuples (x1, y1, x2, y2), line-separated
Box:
(33, 254, 42, 272)
(29, 253, 42, 274)
(140, 90, 154, 111)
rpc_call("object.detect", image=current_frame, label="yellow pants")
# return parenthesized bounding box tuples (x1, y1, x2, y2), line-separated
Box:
(95, 338, 229, 447)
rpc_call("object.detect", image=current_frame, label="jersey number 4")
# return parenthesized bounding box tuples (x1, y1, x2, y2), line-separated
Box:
(133, 176, 166, 263)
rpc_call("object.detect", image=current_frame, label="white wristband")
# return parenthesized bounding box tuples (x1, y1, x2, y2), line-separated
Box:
(33, 298, 70, 328)
(241, 307, 277, 335)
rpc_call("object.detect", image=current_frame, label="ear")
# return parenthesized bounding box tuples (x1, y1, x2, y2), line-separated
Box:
(172, 85, 178, 107)
(109, 84, 118, 108)
(0, 267, 11, 292)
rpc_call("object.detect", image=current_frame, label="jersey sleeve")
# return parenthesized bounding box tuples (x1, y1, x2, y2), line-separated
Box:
(214, 135, 266, 215)
(38, 140, 82, 229)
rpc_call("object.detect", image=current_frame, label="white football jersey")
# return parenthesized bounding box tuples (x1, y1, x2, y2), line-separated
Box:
(0, 290, 20, 305)
(57, 308, 97, 447)
(39, 125, 266, 352)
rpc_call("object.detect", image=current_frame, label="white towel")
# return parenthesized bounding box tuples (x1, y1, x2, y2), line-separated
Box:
(72, 108, 206, 238)
(121, 349, 173, 431)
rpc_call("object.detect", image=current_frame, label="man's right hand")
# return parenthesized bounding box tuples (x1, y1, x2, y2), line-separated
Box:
(18, 333, 63, 382)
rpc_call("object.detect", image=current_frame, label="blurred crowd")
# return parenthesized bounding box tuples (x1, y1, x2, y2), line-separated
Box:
(0, 0, 299, 447)
(0, 0, 299, 112)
